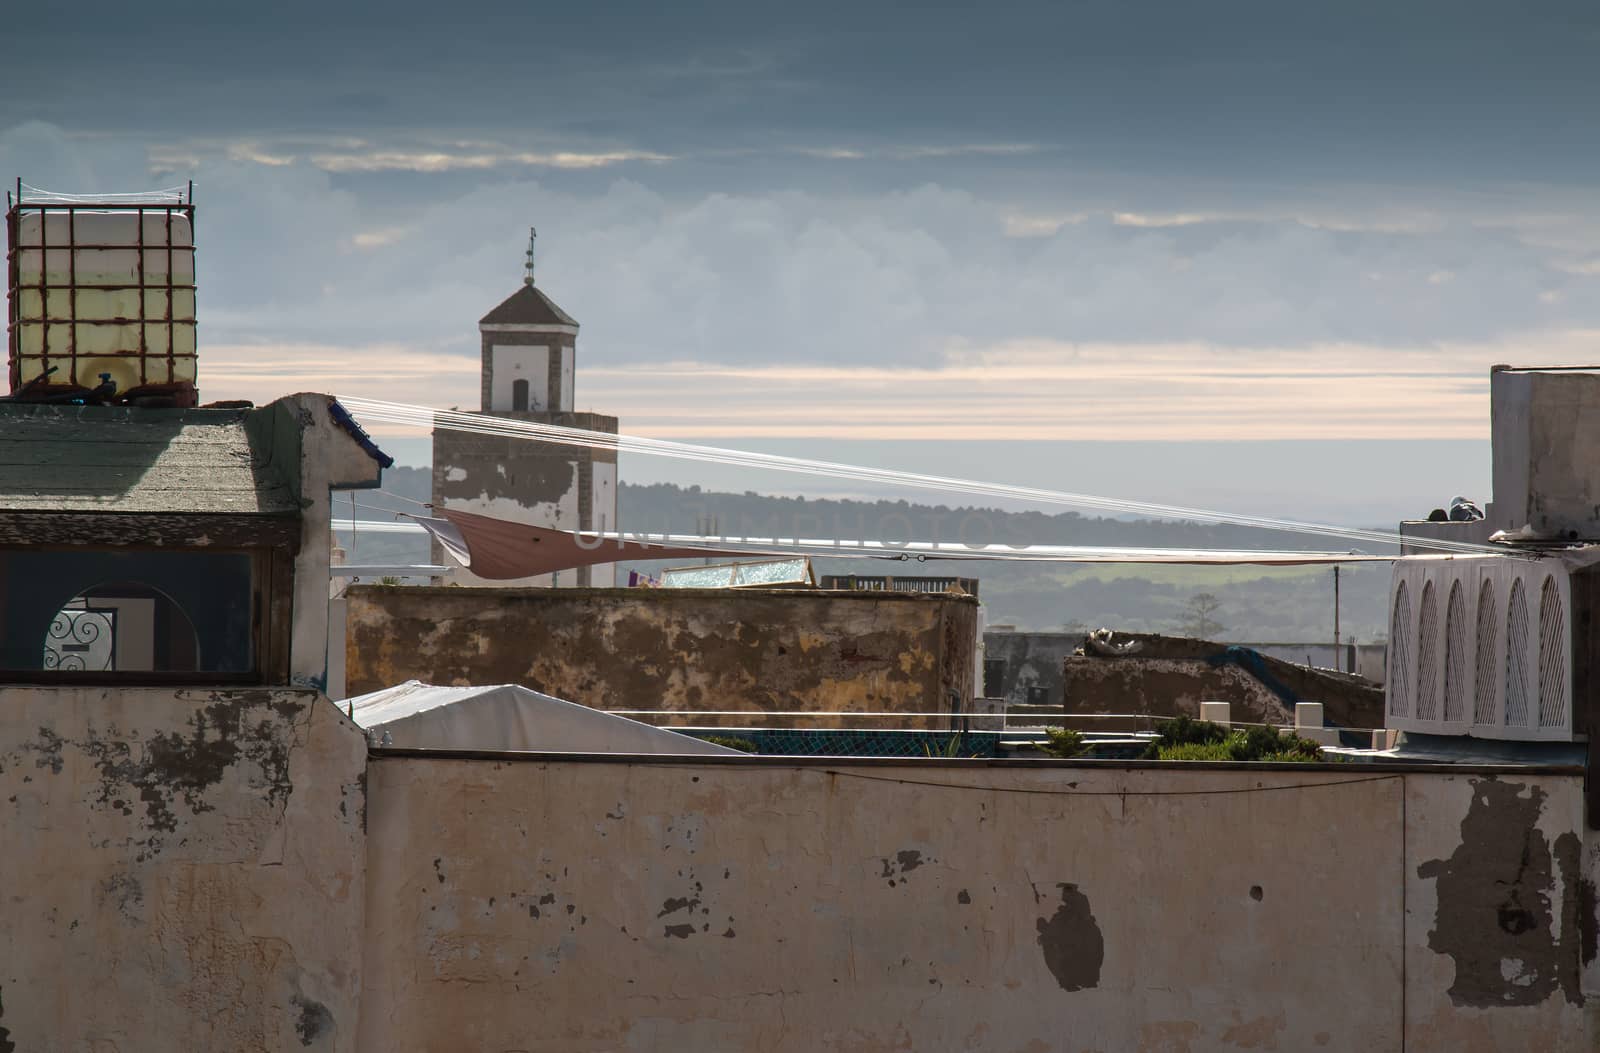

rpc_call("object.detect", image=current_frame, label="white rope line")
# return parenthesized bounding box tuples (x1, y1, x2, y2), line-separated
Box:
(370, 488, 432, 509)
(337, 395, 1503, 556)
(17, 182, 190, 204)
(606, 709, 1374, 730)
(326, 517, 1392, 565)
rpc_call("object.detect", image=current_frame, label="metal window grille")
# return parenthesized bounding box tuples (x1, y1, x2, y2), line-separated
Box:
(42, 606, 117, 671)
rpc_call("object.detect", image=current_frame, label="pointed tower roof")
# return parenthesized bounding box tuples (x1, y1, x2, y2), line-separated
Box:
(478, 284, 578, 328)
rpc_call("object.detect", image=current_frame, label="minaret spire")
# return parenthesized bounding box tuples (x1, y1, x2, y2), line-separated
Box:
(524, 226, 537, 286)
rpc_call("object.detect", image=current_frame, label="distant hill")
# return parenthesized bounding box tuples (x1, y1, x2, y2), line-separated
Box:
(341, 471, 1390, 642)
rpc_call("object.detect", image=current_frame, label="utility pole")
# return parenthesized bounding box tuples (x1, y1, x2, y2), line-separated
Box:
(1332, 566, 1342, 672)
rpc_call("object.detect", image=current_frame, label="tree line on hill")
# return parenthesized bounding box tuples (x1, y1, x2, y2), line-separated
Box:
(346, 470, 1389, 642)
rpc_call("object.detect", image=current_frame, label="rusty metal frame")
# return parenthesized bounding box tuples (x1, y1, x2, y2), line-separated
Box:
(5, 179, 197, 404)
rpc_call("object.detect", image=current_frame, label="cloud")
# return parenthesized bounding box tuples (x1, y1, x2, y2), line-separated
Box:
(1111, 211, 1220, 228)
(4, 120, 1598, 445)
(567, 337, 1543, 441)
(200, 342, 480, 412)
(197, 329, 1596, 444)
(787, 143, 1043, 162)
(306, 146, 673, 173)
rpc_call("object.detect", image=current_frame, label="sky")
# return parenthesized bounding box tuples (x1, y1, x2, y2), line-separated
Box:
(2, 1, 1597, 523)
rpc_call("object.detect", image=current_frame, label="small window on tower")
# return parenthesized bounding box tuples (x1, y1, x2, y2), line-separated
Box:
(512, 378, 530, 411)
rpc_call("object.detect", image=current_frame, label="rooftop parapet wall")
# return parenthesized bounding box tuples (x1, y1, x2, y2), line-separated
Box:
(358, 753, 1599, 1052)
(344, 585, 978, 725)
(0, 686, 368, 1053)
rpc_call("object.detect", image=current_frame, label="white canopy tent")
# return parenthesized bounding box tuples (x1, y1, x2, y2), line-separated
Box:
(346, 680, 740, 755)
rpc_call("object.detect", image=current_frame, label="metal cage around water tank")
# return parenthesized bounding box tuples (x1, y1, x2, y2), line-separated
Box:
(5, 182, 197, 405)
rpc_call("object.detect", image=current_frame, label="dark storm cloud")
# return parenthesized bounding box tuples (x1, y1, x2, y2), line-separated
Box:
(3, 0, 1597, 183)
(0, 2, 1595, 389)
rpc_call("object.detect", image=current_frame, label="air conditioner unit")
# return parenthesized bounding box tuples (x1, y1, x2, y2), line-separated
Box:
(1386, 554, 1581, 741)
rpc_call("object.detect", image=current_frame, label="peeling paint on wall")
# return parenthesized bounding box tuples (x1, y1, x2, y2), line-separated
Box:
(1417, 778, 1586, 1007)
(5, 691, 300, 858)
(358, 757, 1597, 1051)
(0, 687, 367, 1052)
(293, 993, 336, 1047)
(1035, 883, 1104, 992)
(0, 985, 15, 1053)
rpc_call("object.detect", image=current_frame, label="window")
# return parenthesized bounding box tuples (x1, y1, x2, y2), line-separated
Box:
(46, 582, 200, 672)
(0, 549, 260, 680)
(512, 378, 530, 412)
(983, 658, 1006, 698)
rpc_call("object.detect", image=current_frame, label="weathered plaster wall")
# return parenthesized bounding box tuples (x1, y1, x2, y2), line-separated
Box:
(344, 585, 979, 723)
(359, 756, 1598, 1052)
(247, 393, 384, 691)
(430, 411, 619, 588)
(0, 687, 367, 1052)
(1062, 633, 1387, 732)
(982, 630, 1083, 706)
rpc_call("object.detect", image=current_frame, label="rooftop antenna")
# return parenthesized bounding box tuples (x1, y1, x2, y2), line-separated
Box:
(524, 226, 537, 286)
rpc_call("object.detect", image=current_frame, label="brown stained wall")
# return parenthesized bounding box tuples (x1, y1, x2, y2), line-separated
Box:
(0, 686, 368, 1052)
(1065, 656, 1296, 729)
(1061, 632, 1387, 732)
(344, 585, 978, 723)
(358, 756, 1599, 1052)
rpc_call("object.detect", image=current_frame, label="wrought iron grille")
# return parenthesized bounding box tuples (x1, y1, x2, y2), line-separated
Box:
(42, 606, 117, 671)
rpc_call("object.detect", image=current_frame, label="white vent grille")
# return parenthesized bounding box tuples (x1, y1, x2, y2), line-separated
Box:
(1386, 556, 1572, 741)
(1504, 579, 1530, 728)
(1415, 582, 1440, 722)
(1538, 575, 1567, 728)
(1443, 582, 1467, 724)
(1472, 582, 1497, 726)
(1388, 581, 1412, 719)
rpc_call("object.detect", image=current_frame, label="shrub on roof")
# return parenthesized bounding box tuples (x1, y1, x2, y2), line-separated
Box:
(1143, 716, 1325, 762)
(703, 735, 759, 753)
(1039, 726, 1087, 758)
(1156, 740, 1239, 761)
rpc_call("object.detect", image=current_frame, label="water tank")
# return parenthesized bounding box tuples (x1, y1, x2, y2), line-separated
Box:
(6, 183, 197, 405)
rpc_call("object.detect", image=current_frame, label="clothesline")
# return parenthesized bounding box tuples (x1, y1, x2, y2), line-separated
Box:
(336, 395, 1502, 557)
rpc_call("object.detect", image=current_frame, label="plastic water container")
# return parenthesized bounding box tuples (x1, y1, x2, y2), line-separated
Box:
(8, 206, 197, 399)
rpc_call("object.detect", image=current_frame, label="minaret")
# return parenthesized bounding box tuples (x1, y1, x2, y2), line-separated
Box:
(477, 226, 579, 414)
(429, 230, 620, 587)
